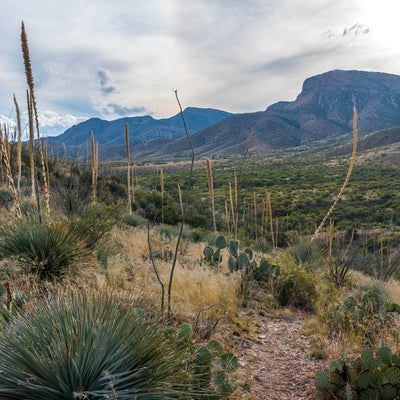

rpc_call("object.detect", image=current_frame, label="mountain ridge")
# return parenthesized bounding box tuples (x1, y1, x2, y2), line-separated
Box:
(49, 69, 400, 160)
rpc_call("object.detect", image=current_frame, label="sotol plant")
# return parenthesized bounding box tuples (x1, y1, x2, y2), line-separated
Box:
(0, 217, 93, 279)
(0, 293, 201, 399)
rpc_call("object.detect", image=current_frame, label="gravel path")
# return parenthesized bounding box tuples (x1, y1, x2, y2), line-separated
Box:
(235, 314, 325, 399)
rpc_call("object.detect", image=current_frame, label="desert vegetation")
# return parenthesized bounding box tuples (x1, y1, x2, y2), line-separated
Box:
(1, 22, 400, 399)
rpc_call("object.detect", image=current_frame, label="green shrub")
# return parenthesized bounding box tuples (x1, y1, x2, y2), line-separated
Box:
(181, 226, 209, 243)
(0, 293, 238, 399)
(322, 282, 400, 346)
(0, 293, 196, 399)
(154, 224, 179, 240)
(165, 323, 238, 398)
(69, 202, 121, 247)
(122, 212, 145, 227)
(0, 217, 93, 279)
(0, 188, 14, 208)
(272, 253, 322, 311)
(287, 236, 325, 268)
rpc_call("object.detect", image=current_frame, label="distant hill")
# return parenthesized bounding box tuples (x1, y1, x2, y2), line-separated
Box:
(317, 126, 400, 158)
(47, 107, 232, 155)
(129, 70, 400, 159)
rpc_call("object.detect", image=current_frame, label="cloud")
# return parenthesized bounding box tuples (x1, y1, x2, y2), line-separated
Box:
(93, 102, 150, 118)
(0, 115, 16, 129)
(38, 111, 87, 128)
(1, 0, 400, 127)
(324, 23, 370, 41)
(97, 68, 117, 94)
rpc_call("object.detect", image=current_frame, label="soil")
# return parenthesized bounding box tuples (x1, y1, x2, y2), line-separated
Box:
(234, 312, 325, 399)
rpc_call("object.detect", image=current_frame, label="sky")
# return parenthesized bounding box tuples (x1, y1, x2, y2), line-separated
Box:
(1, 0, 400, 137)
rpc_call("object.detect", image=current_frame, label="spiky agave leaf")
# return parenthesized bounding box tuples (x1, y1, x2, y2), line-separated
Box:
(0, 293, 196, 399)
(0, 217, 93, 278)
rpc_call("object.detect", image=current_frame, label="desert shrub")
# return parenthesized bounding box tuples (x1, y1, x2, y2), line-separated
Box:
(69, 202, 122, 247)
(287, 236, 325, 269)
(121, 212, 145, 227)
(154, 224, 179, 240)
(272, 253, 323, 311)
(0, 293, 238, 399)
(353, 233, 400, 282)
(0, 188, 14, 208)
(321, 282, 400, 346)
(52, 166, 92, 216)
(0, 293, 192, 399)
(0, 217, 93, 279)
(181, 226, 209, 243)
(19, 199, 40, 218)
(94, 239, 119, 270)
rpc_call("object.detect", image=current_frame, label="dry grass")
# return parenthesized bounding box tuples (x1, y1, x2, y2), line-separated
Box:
(104, 225, 240, 320)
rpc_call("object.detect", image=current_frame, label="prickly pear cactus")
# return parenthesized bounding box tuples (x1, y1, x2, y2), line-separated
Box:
(315, 370, 330, 392)
(377, 347, 392, 366)
(316, 347, 400, 399)
(361, 348, 380, 370)
(203, 235, 227, 268)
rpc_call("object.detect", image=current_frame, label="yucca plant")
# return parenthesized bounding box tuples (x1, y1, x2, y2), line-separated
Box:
(0, 293, 195, 399)
(0, 217, 93, 279)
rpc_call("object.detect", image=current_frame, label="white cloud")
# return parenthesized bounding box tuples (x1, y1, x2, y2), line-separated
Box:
(1, 0, 400, 129)
(38, 111, 87, 129)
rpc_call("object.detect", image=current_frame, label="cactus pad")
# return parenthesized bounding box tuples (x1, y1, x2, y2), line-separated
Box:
(315, 370, 330, 392)
(361, 348, 379, 370)
(358, 388, 380, 400)
(358, 371, 374, 390)
(207, 340, 224, 358)
(380, 385, 397, 400)
(214, 236, 226, 250)
(221, 352, 238, 372)
(377, 347, 393, 366)
(385, 366, 400, 385)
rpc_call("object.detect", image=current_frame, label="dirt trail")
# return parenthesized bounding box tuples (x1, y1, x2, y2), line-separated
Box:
(235, 314, 324, 399)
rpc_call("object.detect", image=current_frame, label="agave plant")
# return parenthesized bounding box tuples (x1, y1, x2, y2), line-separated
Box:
(0, 293, 193, 399)
(0, 217, 93, 279)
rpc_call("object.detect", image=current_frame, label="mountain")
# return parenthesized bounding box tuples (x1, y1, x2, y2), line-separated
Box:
(133, 70, 400, 159)
(47, 107, 233, 153)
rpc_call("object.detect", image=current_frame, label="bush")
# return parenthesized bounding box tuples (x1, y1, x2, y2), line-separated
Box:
(0, 293, 190, 399)
(69, 202, 122, 247)
(272, 253, 323, 311)
(0, 293, 238, 399)
(0, 217, 93, 279)
(121, 212, 145, 227)
(322, 282, 400, 346)
(287, 236, 325, 268)
(0, 188, 14, 208)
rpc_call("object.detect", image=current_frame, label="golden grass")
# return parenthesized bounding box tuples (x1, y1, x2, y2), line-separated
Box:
(104, 225, 240, 320)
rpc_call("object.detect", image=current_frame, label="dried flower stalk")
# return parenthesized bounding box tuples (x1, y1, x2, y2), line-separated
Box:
(125, 123, 131, 214)
(13, 95, 22, 191)
(0, 127, 22, 219)
(160, 168, 164, 224)
(266, 189, 275, 249)
(312, 107, 358, 240)
(206, 158, 216, 232)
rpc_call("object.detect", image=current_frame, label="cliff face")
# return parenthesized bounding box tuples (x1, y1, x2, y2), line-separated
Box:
(170, 70, 400, 156)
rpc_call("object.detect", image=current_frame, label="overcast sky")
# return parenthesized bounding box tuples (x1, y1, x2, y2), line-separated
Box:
(1, 0, 400, 137)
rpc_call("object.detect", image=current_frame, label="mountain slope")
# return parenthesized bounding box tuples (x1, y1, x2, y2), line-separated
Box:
(48, 107, 233, 152)
(139, 70, 400, 158)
